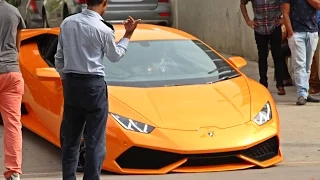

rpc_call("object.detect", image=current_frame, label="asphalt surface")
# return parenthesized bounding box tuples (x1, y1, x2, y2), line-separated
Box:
(1, 58, 320, 180)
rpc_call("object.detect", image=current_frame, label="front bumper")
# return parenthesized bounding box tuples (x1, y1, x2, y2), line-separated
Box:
(102, 118, 283, 174)
(116, 136, 281, 173)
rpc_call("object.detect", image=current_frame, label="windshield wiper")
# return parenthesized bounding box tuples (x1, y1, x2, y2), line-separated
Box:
(206, 74, 240, 84)
(208, 66, 234, 74)
(164, 83, 192, 87)
(164, 74, 240, 87)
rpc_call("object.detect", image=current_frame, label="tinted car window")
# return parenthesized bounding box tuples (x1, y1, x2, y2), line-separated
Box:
(103, 40, 239, 87)
(37, 34, 58, 67)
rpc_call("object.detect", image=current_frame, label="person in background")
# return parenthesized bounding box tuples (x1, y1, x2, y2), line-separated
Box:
(0, 0, 26, 180)
(281, 25, 294, 86)
(54, 0, 140, 179)
(240, 0, 287, 95)
(309, 10, 320, 95)
(282, 0, 320, 105)
(280, 22, 320, 94)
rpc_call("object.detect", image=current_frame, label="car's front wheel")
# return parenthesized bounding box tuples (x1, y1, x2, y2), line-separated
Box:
(0, 114, 3, 125)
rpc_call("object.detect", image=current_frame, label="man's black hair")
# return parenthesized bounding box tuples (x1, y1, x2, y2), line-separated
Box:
(87, 0, 105, 6)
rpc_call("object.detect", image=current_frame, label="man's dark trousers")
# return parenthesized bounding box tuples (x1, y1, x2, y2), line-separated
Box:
(281, 42, 292, 80)
(254, 26, 285, 88)
(60, 73, 108, 180)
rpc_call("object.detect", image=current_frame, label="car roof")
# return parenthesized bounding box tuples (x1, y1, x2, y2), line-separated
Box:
(21, 24, 198, 42)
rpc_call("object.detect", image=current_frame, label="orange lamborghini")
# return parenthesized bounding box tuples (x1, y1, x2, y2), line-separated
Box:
(0, 24, 283, 174)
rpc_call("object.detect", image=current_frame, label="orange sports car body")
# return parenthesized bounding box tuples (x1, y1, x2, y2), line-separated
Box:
(14, 24, 282, 174)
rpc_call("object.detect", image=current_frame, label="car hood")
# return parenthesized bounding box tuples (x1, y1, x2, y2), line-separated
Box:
(109, 76, 251, 131)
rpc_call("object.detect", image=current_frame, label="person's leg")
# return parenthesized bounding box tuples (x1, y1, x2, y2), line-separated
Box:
(254, 31, 269, 88)
(288, 32, 309, 105)
(316, 33, 320, 82)
(61, 77, 86, 180)
(0, 72, 24, 179)
(281, 42, 293, 85)
(309, 32, 320, 94)
(269, 26, 286, 95)
(305, 32, 320, 102)
(81, 77, 108, 180)
(309, 56, 320, 94)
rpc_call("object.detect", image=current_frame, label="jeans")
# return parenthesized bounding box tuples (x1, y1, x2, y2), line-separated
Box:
(61, 73, 108, 180)
(254, 26, 285, 88)
(288, 32, 319, 98)
(0, 72, 24, 179)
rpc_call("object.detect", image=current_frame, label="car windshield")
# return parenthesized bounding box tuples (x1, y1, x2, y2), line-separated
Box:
(103, 40, 240, 87)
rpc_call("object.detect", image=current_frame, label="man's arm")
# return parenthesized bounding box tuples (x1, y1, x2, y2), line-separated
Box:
(240, 0, 258, 28)
(282, 2, 294, 39)
(16, 29, 22, 52)
(54, 33, 65, 80)
(16, 10, 26, 52)
(307, 0, 320, 9)
(281, 25, 288, 43)
(103, 16, 139, 62)
(103, 32, 132, 63)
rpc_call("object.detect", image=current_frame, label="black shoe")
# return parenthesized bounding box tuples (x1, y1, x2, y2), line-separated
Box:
(277, 87, 286, 95)
(259, 82, 268, 88)
(296, 96, 307, 105)
(307, 95, 320, 103)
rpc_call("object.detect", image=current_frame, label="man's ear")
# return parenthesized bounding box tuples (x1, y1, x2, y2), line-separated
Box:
(103, 0, 107, 7)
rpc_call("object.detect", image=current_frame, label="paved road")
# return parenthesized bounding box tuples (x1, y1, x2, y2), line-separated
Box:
(1, 59, 320, 179)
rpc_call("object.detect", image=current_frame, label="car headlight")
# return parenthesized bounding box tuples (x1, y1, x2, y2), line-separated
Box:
(253, 102, 272, 125)
(110, 113, 155, 134)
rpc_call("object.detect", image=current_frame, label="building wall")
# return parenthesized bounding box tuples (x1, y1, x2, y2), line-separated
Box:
(171, 0, 274, 66)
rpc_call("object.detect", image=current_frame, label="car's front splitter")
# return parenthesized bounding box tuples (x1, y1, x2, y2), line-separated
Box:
(113, 135, 282, 174)
(102, 119, 282, 174)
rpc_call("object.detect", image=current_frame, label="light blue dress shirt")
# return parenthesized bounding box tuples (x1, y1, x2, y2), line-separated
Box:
(54, 9, 129, 80)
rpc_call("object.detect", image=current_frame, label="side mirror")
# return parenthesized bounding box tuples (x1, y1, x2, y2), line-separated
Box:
(7, 0, 22, 7)
(36, 68, 62, 89)
(228, 56, 247, 69)
(36, 67, 60, 81)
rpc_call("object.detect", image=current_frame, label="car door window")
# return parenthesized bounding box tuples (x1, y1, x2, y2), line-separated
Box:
(37, 34, 58, 67)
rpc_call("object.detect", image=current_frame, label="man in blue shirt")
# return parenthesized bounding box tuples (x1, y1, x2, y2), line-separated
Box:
(54, 0, 140, 179)
(282, 0, 320, 105)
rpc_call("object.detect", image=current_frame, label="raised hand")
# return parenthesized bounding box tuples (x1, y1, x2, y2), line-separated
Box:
(123, 16, 141, 34)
